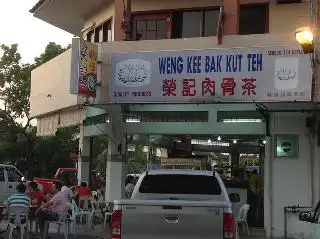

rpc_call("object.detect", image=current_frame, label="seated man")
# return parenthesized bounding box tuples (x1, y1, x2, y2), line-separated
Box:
(36, 181, 68, 238)
(75, 181, 92, 207)
(61, 178, 74, 202)
(7, 183, 31, 223)
(27, 181, 45, 205)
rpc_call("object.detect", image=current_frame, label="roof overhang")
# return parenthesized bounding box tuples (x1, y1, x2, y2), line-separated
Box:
(30, 0, 112, 35)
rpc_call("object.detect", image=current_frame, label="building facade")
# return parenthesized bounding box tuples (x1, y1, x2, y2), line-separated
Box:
(30, 0, 320, 237)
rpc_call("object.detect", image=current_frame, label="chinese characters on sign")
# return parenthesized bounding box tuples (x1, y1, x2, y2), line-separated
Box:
(70, 38, 98, 97)
(110, 47, 312, 103)
(159, 77, 258, 97)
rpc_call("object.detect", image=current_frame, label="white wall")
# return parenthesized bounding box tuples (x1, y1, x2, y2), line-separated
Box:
(268, 112, 316, 238)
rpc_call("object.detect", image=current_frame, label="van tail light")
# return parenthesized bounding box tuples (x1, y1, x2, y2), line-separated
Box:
(112, 210, 122, 239)
(223, 213, 236, 239)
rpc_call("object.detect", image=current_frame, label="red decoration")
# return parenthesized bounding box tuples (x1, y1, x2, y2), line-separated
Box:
(71, 150, 81, 161)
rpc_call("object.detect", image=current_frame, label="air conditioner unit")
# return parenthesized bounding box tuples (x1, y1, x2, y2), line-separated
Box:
(277, 0, 302, 4)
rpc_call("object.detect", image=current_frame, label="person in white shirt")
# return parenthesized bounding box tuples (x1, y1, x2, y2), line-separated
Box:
(61, 178, 74, 201)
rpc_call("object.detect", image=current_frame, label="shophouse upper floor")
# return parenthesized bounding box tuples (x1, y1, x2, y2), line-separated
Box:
(29, 0, 317, 122)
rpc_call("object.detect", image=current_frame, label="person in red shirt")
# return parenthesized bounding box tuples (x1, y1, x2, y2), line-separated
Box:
(75, 181, 92, 207)
(28, 181, 45, 205)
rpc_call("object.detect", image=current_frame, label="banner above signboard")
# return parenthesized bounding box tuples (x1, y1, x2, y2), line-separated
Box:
(109, 46, 312, 103)
(70, 38, 98, 97)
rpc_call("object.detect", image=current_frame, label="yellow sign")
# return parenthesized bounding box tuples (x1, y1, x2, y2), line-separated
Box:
(78, 39, 98, 96)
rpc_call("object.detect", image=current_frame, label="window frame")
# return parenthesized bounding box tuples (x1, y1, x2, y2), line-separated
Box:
(131, 6, 220, 40)
(131, 4, 269, 39)
(132, 13, 171, 40)
(239, 3, 269, 35)
(138, 174, 222, 195)
(86, 18, 113, 43)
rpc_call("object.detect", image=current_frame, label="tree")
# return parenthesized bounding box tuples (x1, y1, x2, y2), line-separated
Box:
(34, 42, 71, 68)
(33, 127, 78, 177)
(0, 42, 71, 177)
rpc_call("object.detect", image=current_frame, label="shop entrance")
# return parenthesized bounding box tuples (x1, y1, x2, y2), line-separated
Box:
(126, 134, 265, 228)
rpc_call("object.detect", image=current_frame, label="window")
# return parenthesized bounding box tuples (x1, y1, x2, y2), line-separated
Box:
(139, 174, 222, 195)
(133, 14, 170, 40)
(0, 168, 4, 182)
(239, 4, 268, 35)
(87, 30, 95, 43)
(203, 10, 220, 37)
(6, 167, 22, 182)
(172, 9, 219, 39)
(86, 20, 112, 43)
(277, 0, 301, 3)
(182, 11, 202, 38)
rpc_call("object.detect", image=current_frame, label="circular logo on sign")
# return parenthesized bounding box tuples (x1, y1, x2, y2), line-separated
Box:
(281, 142, 292, 153)
(115, 59, 151, 87)
(85, 73, 97, 92)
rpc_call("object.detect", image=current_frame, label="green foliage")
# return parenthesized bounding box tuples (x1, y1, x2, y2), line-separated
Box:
(33, 127, 79, 177)
(92, 137, 108, 175)
(0, 42, 77, 177)
(34, 42, 71, 68)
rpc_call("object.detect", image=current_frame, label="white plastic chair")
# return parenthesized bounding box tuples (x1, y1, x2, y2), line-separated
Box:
(68, 200, 80, 235)
(44, 212, 69, 239)
(236, 204, 250, 235)
(91, 191, 98, 198)
(78, 196, 91, 229)
(97, 190, 104, 201)
(89, 199, 103, 229)
(103, 202, 113, 228)
(8, 206, 29, 239)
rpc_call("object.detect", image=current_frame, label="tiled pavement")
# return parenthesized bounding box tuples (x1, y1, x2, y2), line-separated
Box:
(0, 221, 111, 239)
(0, 221, 270, 239)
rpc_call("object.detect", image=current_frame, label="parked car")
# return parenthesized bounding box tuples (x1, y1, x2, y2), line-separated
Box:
(0, 164, 25, 201)
(34, 168, 105, 194)
(112, 169, 239, 239)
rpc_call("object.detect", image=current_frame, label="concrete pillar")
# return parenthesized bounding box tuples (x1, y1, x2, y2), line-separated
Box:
(105, 140, 127, 201)
(230, 145, 240, 167)
(114, 0, 131, 41)
(314, 115, 320, 205)
(78, 126, 90, 185)
(105, 106, 127, 201)
(223, 0, 239, 35)
(264, 136, 272, 238)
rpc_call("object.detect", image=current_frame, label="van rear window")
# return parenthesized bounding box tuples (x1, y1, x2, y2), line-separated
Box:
(139, 174, 221, 195)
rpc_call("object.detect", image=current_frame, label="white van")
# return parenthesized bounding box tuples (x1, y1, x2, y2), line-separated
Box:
(0, 164, 25, 201)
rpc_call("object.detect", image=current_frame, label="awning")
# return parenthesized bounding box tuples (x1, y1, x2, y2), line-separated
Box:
(29, 0, 113, 35)
(36, 109, 84, 136)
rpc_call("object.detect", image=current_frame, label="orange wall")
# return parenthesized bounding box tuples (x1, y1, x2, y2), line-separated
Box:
(83, 0, 310, 38)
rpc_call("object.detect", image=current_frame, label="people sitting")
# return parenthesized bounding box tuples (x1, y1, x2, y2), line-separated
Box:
(7, 183, 31, 223)
(61, 177, 74, 202)
(27, 181, 45, 205)
(75, 181, 92, 207)
(36, 181, 68, 239)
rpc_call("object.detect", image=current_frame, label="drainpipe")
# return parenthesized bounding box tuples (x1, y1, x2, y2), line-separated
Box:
(310, 0, 318, 208)
(217, 0, 224, 45)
